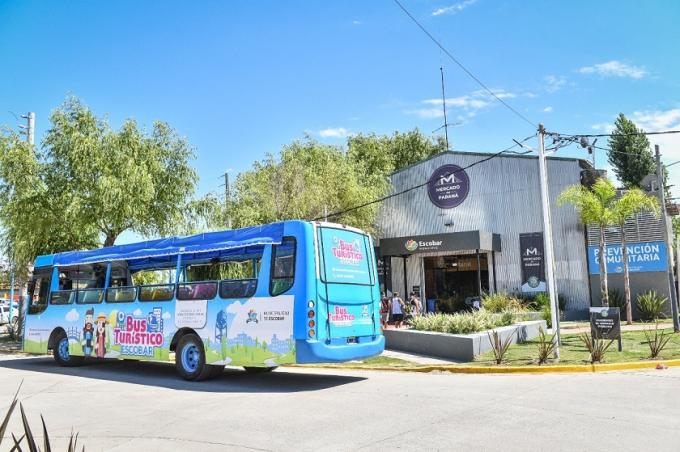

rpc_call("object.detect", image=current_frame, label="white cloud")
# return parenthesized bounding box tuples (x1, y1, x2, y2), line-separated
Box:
(631, 109, 680, 131)
(352, 20, 362, 25)
(432, 0, 477, 16)
(591, 122, 615, 133)
(133, 308, 142, 316)
(318, 127, 351, 138)
(578, 60, 647, 79)
(631, 109, 680, 188)
(591, 108, 680, 197)
(65, 308, 79, 322)
(162, 311, 171, 320)
(406, 88, 516, 119)
(544, 75, 567, 93)
(543, 106, 553, 113)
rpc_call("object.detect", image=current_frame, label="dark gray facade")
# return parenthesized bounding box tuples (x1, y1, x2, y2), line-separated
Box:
(375, 151, 593, 314)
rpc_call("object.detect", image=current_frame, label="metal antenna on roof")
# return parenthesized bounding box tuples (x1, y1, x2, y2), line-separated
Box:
(440, 66, 450, 151)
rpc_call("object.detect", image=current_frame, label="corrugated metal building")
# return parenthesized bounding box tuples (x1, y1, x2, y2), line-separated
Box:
(375, 151, 594, 315)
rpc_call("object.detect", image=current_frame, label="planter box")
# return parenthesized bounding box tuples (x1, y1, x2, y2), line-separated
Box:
(384, 320, 547, 362)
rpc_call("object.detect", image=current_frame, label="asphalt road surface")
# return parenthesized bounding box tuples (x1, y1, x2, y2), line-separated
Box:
(0, 355, 679, 451)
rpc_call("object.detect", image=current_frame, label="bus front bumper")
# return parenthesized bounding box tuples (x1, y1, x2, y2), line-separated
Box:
(295, 335, 385, 364)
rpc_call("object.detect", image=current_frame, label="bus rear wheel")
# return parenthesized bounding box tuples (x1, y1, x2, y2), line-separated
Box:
(175, 333, 221, 381)
(53, 333, 84, 367)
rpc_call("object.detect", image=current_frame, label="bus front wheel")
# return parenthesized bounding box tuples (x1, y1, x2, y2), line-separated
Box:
(175, 333, 221, 381)
(53, 333, 84, 367)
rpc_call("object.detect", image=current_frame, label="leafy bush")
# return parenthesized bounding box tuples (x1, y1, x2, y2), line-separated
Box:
(481, 292, 524, 313)
(410, 309, 515, 335)
(636, 291, 667, 321)
(643, 323, 673, 358)
(579, 333, 614, 363)
(487, 329, 516, 364)
(535, 327, 557, 364)
(607, 289, 626, 309)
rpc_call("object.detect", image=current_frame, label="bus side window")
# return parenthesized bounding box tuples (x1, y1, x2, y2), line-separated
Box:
(270, 237, 296, 296)
(28, 271, 51, 315)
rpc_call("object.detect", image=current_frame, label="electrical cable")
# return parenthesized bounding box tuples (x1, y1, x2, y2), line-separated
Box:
(548, 130, 680, 138)
(314, 134, 536, 221)
(392, 0, 537, 129)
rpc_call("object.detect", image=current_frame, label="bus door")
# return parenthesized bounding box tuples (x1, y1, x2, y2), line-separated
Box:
(317, 226, 378, 340)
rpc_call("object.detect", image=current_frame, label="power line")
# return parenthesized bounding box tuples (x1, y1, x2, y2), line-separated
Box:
(392, 0, 537, 129)
(549, 130, 680, 138)
(315, 134, 536, 221)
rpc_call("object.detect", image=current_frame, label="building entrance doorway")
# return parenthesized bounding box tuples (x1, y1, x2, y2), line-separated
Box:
(424, 254, 489, 312)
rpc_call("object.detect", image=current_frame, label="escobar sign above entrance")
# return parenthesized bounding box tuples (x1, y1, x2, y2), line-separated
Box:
(427, 164, 470, 209)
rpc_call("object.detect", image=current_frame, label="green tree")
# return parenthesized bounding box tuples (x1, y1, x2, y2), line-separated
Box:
(558, 179, 618, 306)
(607, 114, 655, 189)
(225, 138, 388, 233)
(348, 129, 446, 175)
(0, 97, 197, 273)
(610, 189, 660, 324)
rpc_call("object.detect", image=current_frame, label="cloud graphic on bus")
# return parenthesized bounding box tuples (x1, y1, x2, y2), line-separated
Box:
(65, 308, 79, 322)
(162, 311, 171, 320)
(133, 308, 142, 316)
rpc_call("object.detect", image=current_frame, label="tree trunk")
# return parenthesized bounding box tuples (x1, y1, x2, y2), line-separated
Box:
(621, 225, 633, 324)
(104, 232, 118, 247)
(599, 226, 609, 307)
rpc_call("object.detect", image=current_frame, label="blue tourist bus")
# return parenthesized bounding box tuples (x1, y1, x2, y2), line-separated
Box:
(23, 220, 384, 380)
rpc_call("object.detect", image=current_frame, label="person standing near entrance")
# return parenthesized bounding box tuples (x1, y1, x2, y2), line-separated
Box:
(389, 292, 406, 328)
(408, 292, 422, 317)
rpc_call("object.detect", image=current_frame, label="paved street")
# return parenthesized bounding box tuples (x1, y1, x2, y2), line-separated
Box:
(0, 355, 679, 451)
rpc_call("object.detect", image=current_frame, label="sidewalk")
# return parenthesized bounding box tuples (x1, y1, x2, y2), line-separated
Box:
(557, 320, 675, 335)
(381, 349, 460, 365)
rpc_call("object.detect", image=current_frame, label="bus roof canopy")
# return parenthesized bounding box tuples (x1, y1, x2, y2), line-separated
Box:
(35, 223, 284, 268)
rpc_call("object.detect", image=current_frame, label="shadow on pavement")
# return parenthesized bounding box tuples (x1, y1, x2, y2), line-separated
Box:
(0, 356, 366, 393)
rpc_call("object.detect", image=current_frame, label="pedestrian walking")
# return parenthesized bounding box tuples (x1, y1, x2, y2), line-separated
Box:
(389, 292, 406, 328)
(380, 292, 390, 330)
(408, 292, 421, 317)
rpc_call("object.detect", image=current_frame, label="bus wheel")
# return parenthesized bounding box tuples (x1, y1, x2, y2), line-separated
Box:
(175, 334, 216, 381)
(244, 366, 277, 373)
(53, 333, 84, 367)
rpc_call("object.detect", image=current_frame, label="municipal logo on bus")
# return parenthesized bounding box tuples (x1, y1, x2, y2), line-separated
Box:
(246, 309, 259, 323)
(405, 240, 418, 252)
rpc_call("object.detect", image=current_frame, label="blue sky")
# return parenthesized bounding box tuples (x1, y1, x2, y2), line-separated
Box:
(2, 0, 679, 224)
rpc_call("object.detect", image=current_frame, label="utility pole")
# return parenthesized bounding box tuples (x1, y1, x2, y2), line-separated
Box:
(224, 172, 232, 229)
(538, 124, 561, 356)
(655, 145, 679, 332)
(7, 112, 34, 332)
(19, 112, 35, 145)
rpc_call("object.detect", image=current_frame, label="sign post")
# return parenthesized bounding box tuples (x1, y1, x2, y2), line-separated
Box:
(519, 232, 546, 293)
(589, 307, 622, 351)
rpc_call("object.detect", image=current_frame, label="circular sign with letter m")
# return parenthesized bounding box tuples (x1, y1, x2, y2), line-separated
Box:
(427, 164, 470, 209)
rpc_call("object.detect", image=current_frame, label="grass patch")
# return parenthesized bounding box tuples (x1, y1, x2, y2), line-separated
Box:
(475, 328, 680, 366)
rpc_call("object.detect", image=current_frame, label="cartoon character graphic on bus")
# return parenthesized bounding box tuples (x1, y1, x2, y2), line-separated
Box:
(95, 313, 107, 358)
(82, 308, 95, 356)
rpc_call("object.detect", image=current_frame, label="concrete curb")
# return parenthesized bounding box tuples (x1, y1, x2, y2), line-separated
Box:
(292, 358, 680, 374)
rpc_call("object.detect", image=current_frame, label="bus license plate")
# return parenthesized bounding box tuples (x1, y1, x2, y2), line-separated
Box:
(347, 337, 357, 344)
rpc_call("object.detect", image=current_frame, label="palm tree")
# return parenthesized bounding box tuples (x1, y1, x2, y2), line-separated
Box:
(558, 179, 617, 307)
(611, 189, 660, 324)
